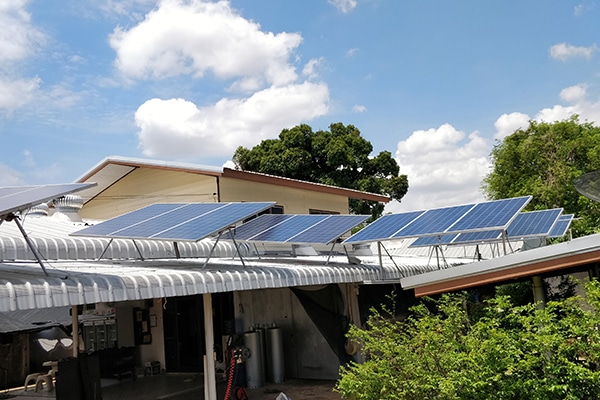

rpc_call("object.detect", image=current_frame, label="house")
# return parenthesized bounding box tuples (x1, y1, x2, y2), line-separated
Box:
(74, 156, 389, 219)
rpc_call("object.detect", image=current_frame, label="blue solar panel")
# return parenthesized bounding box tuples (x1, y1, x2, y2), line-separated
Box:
(410, 208, 563, 248)
(448, 196, 531, 232)
(548, 214, 574, 238)
(344, 196, 531, 244)
(289, 215, 369, 244)
(0, 183, 96, 218)
(222, 214, 369, 244)
(393, 204, 474, 237)
(72, 202, 274, 241)
(506, 208, 562, 238)
(223, 214, 292, 240)
(342, 211, 425, 244)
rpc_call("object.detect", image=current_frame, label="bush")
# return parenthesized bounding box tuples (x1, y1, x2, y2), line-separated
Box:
(336, 280, 600, 400)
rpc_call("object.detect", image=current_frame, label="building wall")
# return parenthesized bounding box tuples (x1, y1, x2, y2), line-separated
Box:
(234, 287, 342, 380)
(219, 177, 349, 215)
(80, 169, 219, 220)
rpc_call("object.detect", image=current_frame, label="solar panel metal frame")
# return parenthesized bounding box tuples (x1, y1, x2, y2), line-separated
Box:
(409, 208, 564, 248)
(344, 196, 532, 245)
(71, 202, 275, 242)
(222, 214, 370, 245)
(0, 183, 97, 219)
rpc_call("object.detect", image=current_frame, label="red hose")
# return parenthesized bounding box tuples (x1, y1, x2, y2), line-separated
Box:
(223, 349, 236, 400)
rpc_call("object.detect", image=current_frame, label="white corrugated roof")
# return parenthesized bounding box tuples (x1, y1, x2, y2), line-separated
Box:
(0, 255, 456, 312)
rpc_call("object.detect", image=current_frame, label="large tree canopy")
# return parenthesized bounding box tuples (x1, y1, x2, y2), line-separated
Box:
(232, 123, 408, 219)
(483, 117, 600, 237)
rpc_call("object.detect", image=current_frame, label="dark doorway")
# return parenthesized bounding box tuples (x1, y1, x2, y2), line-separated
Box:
(163, 295, 205, 372)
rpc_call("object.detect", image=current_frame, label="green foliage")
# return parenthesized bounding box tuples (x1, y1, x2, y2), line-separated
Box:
(483, 117, 600, 237)
(336, 280, 600, 400)
(232, 123, 408, 219)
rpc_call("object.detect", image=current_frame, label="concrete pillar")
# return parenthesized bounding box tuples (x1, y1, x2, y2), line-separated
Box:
(532, 275, 546, 309)
(203, 293, 217, 400)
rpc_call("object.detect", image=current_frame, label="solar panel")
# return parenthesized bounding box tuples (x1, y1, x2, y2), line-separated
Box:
(344, 196, 531, 244)
(410, 208, 564, 248)
(548, 214, 574, 238)
(393, 204, 474, 237)
(445, 196, 531, 232)
(505, 208, 562, 238)
(222, 214, 370, 244)
(339, 211, 424, 244)
(0, 183, 96, 218)
(72, 202, 275, 241)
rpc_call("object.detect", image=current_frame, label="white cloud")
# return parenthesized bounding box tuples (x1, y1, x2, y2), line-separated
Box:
(135, 82, 329, 158)
(391, 124, 490, 212)
(352, 104, 366, 113)
(346, 48, 359, 58)
(0, 76, 41, 112)
(560, 83, 587, 103)
(493, 84, 600, 140)
(494, 112, 530, 140)
(109, 0, 302, 90)
(0, 0, 45, 112)
(0, 0, 45, 63)
(535, 84, 600, 123)
(302, 57, 324, 80)
(549, 42, 598, 61)
(328, 0, 358, 13)
(0, 163, 24, 186)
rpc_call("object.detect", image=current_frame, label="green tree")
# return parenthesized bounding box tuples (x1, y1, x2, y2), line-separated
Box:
(483, 116, 600, 237)
(336, 280, 600, 400)
(232, 123, 408, 219)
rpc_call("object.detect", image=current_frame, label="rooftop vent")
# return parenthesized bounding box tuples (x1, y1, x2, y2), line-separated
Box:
(52, 194, 84, 222)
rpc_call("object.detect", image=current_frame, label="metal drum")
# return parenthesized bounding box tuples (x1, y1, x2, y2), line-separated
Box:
(243, 331, 264, 388)
(266, 327, 285, 383)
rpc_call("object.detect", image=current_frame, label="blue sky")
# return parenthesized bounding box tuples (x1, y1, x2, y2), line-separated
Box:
(1, 0, 599, 212)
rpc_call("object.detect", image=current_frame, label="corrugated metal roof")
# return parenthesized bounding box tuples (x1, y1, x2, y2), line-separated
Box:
(0, 255, 455, 312)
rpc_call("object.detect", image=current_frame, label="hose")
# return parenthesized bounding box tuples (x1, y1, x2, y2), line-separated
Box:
(223, 349, 236, 400)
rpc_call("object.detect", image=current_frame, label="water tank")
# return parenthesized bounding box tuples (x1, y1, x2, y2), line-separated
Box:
(243, 331, 264, 388)
(266, 327, 285, 383)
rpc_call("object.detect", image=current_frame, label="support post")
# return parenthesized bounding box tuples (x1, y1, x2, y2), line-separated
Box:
(71, 305, 79, 357)
(532, 275, 546, 309)
(203, 293, 217, 400)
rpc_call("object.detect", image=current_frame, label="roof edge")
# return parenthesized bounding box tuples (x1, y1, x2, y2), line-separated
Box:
(222, 168, 390, 202)
(401, 233, 600, 297)
(76, 156, 224, 183)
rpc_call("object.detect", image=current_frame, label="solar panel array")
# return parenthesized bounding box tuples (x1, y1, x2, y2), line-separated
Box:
(221, 214, 369, 245)
(0, 183, 96, 218)
(343, 196, 532, 245)
(72, 202, 275, 241)
(410, 208, 569, 248)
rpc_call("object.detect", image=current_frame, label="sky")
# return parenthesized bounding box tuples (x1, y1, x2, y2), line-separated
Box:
(1, 0, 599, 212)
